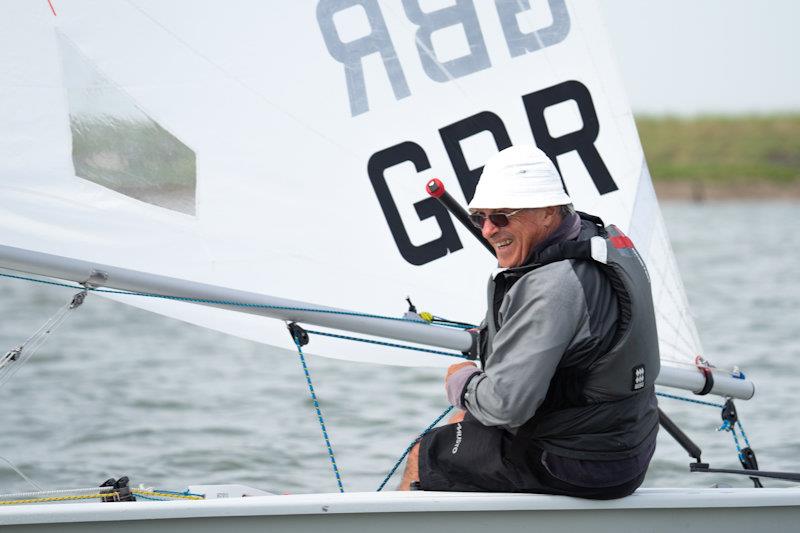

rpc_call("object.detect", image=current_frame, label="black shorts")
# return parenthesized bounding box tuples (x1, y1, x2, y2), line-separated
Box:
(418, 414, 649, 499)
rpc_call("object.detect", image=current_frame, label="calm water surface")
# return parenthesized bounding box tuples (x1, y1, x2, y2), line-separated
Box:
(0, 201, 798, 494)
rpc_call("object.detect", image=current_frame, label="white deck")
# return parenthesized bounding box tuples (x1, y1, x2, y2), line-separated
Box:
(1, 488, 799, 532)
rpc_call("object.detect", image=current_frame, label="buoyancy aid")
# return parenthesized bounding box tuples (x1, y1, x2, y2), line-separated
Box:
(497, 212, 660, 461)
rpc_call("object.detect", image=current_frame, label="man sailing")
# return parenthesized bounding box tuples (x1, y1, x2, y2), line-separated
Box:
(399, 145, 659, 499)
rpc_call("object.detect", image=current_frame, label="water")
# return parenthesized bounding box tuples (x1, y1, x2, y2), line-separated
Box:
(0, 201, 798, 495)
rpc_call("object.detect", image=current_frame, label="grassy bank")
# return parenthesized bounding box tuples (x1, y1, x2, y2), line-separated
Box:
(635, 115, 800, 184)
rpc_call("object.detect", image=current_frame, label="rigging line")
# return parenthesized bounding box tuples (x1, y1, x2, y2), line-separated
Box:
(726, 423, 743, 454)
(656, 392, 756, 470)
(0, 456, 43, 492)
(429, 320, 477, 329)
(0, 486, 204, 501)
(737, 420, 753, 449)
(96, 290, 429, 323)
(376, 405, 453, 491)
(129, 492, 164, 501)
(14, 299, 70, 351)
(0, 270, 440, 326)
(0, 290, 86, 390)
(121, 0, 358, 160)
(132, 489, 203, 500)
(141, 488, 203, 496)
(290, 331, 345, 493)
(0, 493, 117, 505)
(0, 487, 110, 499)
(305, 329, 467, 359)
(657, 392, 759, 465)
(655, 391, 723, 409)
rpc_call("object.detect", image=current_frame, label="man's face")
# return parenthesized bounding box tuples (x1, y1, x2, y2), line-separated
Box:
(475, 207, 559, 268)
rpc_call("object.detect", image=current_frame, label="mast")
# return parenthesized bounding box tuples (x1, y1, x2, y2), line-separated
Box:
(0, 243, 754, 400)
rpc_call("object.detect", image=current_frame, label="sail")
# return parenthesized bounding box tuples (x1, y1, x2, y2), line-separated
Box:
(0, 0, 700, 368)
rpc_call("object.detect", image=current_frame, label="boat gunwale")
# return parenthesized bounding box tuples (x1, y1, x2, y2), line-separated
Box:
(1, 488, 800, 525)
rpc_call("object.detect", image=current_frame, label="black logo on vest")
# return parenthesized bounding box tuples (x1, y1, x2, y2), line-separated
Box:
(632, 365, 645, 391)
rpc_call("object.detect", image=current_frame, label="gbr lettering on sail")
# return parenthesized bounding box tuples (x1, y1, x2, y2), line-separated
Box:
(317, 0, 617, 266)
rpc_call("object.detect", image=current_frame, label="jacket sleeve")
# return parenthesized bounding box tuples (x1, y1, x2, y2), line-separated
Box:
(463, 262, 588, 428)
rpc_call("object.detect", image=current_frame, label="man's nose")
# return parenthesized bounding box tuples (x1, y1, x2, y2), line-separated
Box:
(481, 218, 498, 239)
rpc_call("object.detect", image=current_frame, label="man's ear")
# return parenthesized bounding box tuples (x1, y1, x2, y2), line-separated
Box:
(543, 205, 559, 224)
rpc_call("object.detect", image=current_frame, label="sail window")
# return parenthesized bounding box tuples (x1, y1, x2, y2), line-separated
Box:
(57, 32, 197, 215)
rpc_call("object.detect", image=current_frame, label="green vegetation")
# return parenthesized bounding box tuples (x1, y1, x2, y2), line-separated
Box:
(635, 115, 800, 183)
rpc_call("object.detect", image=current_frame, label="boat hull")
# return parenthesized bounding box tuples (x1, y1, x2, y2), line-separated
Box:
(1, 488, 798, 532)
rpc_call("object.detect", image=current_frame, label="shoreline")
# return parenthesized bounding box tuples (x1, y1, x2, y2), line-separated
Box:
(653, 181, 800, 201)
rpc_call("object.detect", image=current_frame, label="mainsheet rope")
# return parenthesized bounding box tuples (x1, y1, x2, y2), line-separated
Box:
(656, 392, 754, 463)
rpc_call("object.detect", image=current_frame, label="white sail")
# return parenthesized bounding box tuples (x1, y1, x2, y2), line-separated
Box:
(0, 0, 700, 368)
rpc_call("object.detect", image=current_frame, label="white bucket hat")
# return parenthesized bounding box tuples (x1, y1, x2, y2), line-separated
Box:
(468, 145, 571, 209)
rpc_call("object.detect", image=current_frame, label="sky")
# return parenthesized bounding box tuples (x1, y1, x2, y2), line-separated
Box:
(599, 0, 800, 115)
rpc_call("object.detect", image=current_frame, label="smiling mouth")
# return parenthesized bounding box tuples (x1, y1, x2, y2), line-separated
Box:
(494, 239, 513, 249)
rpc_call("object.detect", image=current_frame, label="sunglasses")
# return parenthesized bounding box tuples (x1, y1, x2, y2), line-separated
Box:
(468, 209, 525, 229)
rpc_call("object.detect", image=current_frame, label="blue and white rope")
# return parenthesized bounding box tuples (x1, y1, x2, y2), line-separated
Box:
(305, 329, 467, 359)
(291, 333, 345, 493)
(657, 391, 753, 458)
(376, 406, 453, 492)
(656, 391, 723, 408)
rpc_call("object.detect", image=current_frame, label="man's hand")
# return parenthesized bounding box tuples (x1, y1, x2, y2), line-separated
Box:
(445, 361, 479, 410)
(445, 361, 478, 383)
